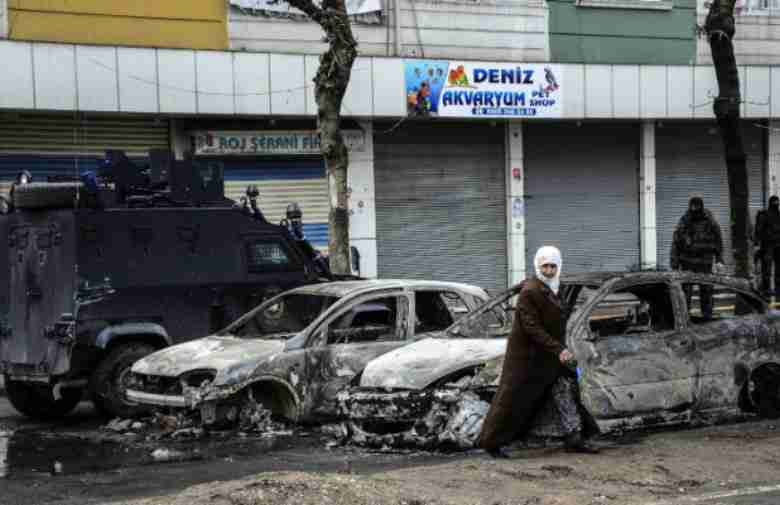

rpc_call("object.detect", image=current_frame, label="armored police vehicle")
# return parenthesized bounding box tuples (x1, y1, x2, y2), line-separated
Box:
(0, 150, 341, 419)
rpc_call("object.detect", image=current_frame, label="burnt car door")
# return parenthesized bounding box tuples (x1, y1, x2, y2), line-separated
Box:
(304, 290, 412, 418)
(679, 280, 768, 412)
(572, 281, 697, 422)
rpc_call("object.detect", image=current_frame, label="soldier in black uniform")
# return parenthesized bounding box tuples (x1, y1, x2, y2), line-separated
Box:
(671, 196, 724, 320)
(755, 195, 780, 296)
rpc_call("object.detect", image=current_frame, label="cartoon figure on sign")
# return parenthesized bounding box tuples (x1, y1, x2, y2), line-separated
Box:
(544, 67, 559, 95)
(415, 81, 432, 116)
(448, 65, 471, 87)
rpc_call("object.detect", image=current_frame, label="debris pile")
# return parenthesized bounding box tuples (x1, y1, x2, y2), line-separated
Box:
(101, 400, 290, 442)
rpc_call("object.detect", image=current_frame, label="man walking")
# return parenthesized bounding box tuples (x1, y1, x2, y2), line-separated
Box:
(755, 195, 780, 297)
(671, 196, 724, 320)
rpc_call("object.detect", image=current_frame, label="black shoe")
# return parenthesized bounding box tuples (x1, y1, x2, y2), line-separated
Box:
(564, 433, 600, 454)
(486, 446, 511, 459)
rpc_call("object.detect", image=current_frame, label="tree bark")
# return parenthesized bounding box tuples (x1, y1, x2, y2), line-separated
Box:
(286, 0, 358, 275)
(706, 0, 750, 279)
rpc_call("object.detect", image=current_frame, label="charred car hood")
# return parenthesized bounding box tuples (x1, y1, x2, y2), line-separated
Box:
(359, 337, 507, 390)
(131, 336, 286, 384)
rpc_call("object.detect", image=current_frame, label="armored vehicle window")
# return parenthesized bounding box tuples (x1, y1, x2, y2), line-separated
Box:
(245, 240, 298, 272)
(327, 297, 400, 344)
(588, 283, 674, 338)
(682, 283, 764, 324)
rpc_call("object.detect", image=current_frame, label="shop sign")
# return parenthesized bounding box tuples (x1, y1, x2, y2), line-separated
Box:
(192, 130, 366, 156)
(404, 60, 563, 119)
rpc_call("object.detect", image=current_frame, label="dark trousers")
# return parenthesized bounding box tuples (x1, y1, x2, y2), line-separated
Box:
(681, 261, 714, 320)
(761, 245, 780, 294)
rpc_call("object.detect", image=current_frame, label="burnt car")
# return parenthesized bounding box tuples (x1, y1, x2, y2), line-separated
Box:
(0, 150, 342, 420)
(342, 271, 780, 448)
(126, 279, 489, 425)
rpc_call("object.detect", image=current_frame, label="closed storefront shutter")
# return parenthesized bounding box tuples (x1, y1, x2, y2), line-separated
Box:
(0, 113, 170, 194)
(374, 122, 508, 294)
(656, 121, 765, 272)
(222, 158, 329, 248)
(524, 122, 641, 274)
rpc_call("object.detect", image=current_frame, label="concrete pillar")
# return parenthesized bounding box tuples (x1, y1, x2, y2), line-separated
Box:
(348, 121, 377, 278)
(769, 120, 780, 201)
(169, 119, 190, 160)
(0, 0, 7, 39)
(639, 121, 657, 270)
(506, 122, 526, 286)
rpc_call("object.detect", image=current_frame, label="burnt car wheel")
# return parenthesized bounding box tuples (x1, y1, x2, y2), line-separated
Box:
(751, 364, 780, 420)
(92, 343, 155, 419)
(4, 376, 82, 420)
(12, 182, 83, 210)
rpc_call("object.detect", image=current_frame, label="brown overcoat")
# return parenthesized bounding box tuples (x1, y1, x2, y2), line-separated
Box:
(477, 277, 567, 451)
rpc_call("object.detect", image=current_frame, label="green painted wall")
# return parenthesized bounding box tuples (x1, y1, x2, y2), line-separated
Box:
(548, 0, 697, 65)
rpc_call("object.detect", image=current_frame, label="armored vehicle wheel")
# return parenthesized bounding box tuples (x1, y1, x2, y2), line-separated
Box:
(92, 343, 155, 419)
(3, 376, 82, 419)
(12, 182, 83, 210)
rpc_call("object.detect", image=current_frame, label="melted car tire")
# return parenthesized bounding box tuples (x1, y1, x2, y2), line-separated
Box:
(92, 343, 155, 419)
(4, 375, 82, 420)
(12, 182, 83, 210)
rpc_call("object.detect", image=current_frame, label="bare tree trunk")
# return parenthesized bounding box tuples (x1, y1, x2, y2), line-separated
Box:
(705, 0, 750, 278)
(286, 0, 358, 275)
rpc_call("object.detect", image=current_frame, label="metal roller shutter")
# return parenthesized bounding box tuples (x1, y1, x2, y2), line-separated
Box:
(0, 113, 170, 195)
(374, 122, 508, 294)
(524, 122, 641, 274)
(656, 121, 765, 272)
(221, 157, 329, 248)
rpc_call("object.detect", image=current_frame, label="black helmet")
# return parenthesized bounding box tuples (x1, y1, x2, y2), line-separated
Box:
(286, 202, 302, 220)
(15, 170, 32, 185)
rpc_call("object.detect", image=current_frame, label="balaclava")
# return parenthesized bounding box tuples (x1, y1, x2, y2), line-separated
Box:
(689, 196, 705, 220)
(534, 246, 562, 295)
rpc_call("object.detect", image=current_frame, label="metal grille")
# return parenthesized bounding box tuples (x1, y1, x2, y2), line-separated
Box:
(0, 113, 170, 194)
(374, 121, 508, 295)
(656, 121, 765, 273)
(524, 122, 641, 275)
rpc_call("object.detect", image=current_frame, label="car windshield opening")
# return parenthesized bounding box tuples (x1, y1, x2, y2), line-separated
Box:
(232, 293, 339, 338)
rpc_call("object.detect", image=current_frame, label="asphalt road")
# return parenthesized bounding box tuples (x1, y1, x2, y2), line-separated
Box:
(4, 397, 780, 505)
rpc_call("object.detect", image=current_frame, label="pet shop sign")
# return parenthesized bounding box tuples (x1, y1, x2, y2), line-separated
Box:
(404, 60, 563, 118)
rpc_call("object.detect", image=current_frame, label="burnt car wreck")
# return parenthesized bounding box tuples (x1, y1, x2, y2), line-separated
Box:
(126, 280, 489, 427)
(0, 150, 344, 420)
(340, 271, 780, 449)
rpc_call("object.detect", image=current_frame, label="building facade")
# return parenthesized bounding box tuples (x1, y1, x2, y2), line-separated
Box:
(0, 0, 779, 291)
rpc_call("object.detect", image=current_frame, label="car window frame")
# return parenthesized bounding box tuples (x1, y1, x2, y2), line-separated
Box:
(306, 289, 411, 348)
(577, 280, 680, 341)
(677, 280, 766, 327)
(411, 289, 465, 335)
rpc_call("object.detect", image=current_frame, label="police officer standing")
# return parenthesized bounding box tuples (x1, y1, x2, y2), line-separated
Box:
(755, 195, 780, 296)
(671, 196, 724, 320)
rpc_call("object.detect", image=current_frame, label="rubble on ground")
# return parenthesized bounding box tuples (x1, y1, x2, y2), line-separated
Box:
(100, 400, 290, 442)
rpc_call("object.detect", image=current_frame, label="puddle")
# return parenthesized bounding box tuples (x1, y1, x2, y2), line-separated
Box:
(0, 428, 296, 479)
